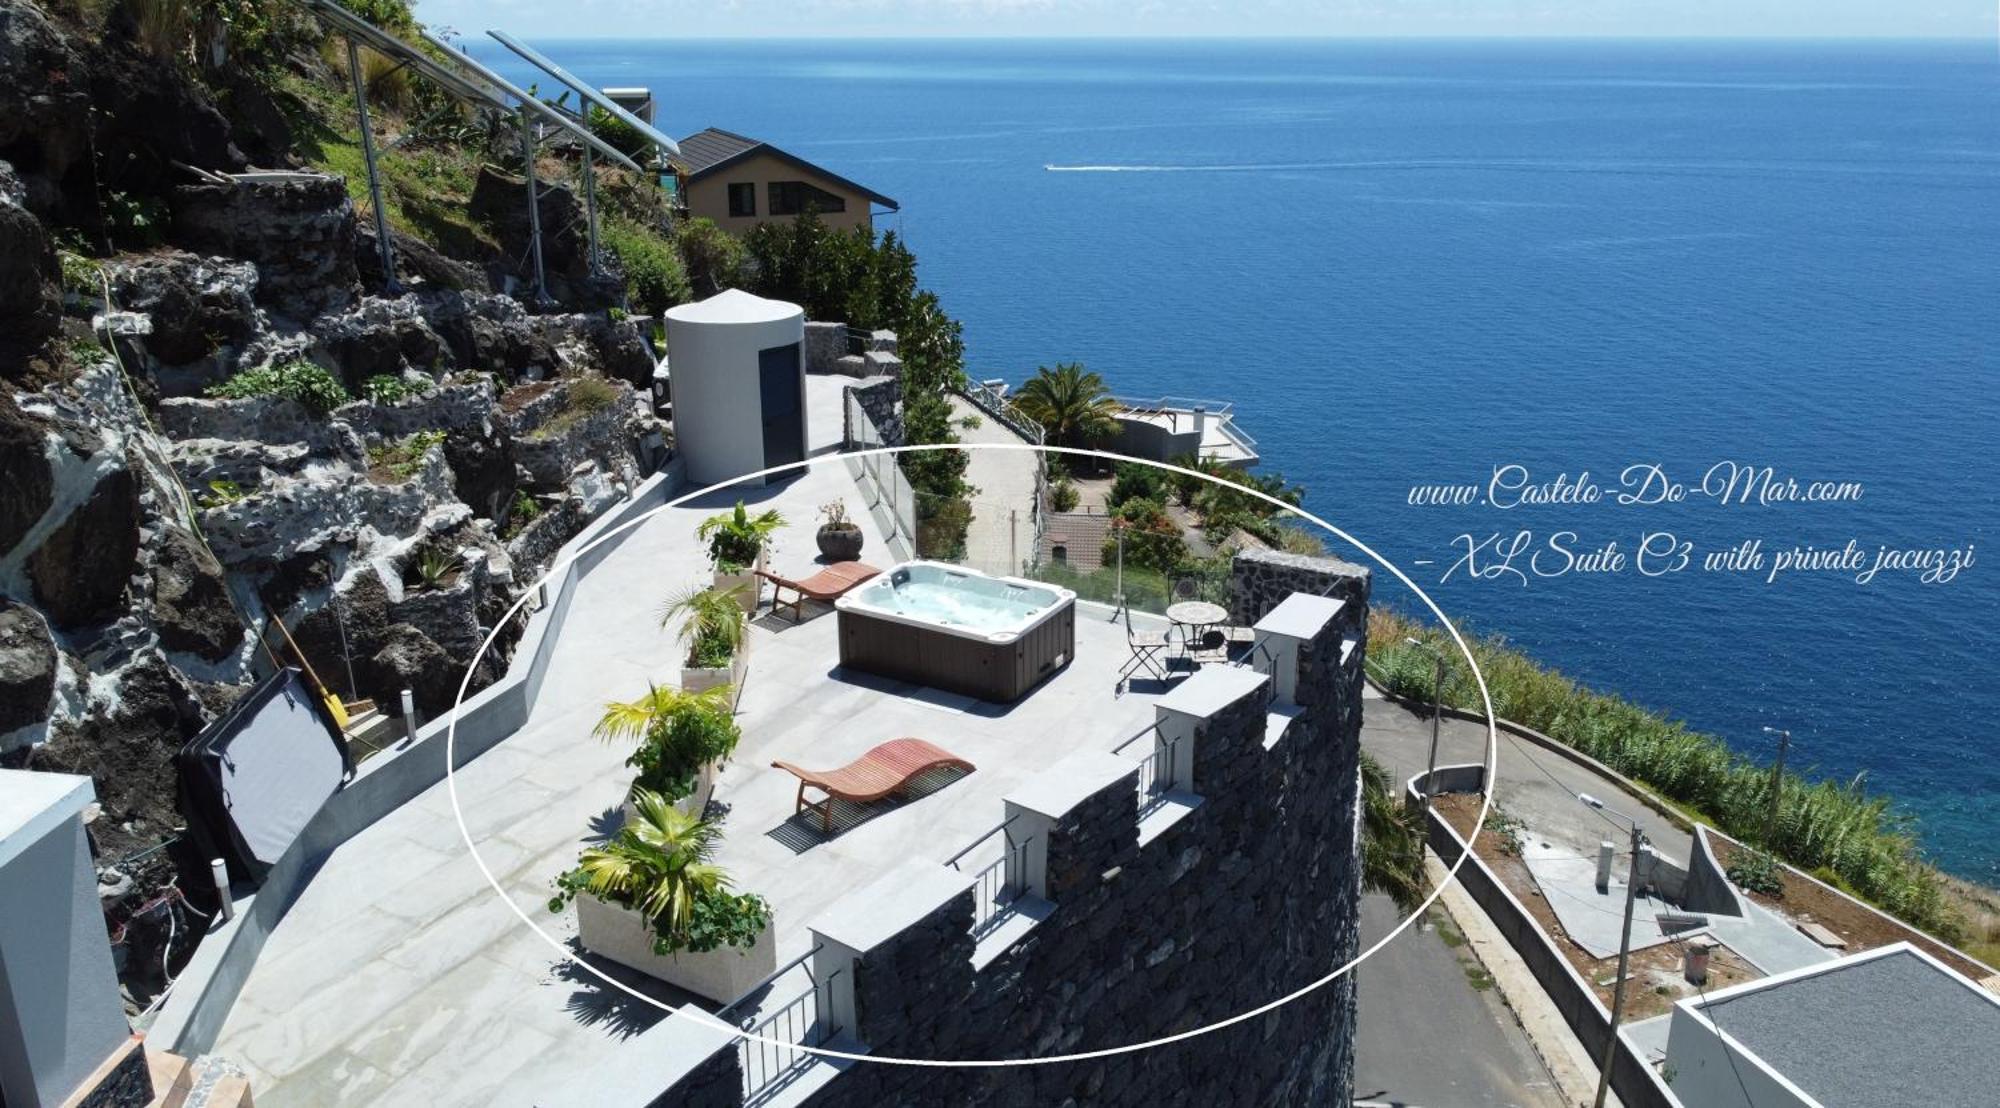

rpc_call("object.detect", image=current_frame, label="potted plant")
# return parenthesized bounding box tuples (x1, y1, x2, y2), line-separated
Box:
(696, 501, 784, 613)
(549, 788, 774, 1003)
(815, 498, 864, 562)
(662, 583, 749, 702)
(595, 684, 740, 817)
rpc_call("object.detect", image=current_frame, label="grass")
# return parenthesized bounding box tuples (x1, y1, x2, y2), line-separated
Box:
(366, 430, 445, 482)
(1369, 606, 1968, 942)
(529, 376, 619, 440)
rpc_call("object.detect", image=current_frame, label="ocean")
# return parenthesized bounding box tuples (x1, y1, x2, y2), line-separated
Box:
(466, 38, 2000, 880)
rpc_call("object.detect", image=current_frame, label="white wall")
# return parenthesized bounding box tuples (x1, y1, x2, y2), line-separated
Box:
(0, 784, 131, 1108)
(1663, 1006, 1817, 1108)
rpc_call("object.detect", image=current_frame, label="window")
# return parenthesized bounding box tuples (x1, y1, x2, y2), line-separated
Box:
(727, 182, 756, 217)
(768, 180, 847, 216)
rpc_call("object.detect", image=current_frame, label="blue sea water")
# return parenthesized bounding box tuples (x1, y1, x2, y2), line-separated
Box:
(469, 38, 2000, 879)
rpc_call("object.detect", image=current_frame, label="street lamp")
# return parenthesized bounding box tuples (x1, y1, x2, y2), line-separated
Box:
(1760, 725, 1792, 847)
(1407, 637, 1446, 814)
(1578, 792, 1646, 1108)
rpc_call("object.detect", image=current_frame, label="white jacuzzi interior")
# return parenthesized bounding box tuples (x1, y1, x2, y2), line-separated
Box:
(845, 562, 1063, 634)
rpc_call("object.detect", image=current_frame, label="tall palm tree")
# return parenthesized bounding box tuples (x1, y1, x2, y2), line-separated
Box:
(572, 788, 728, 942)
(1013, 362, 1122, 450)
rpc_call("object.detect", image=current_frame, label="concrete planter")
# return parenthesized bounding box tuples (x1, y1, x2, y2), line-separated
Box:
(623, 762, 718, 822)
(574, 892, 775, 1004)
(680, 645, 747, 706)
(713, 550, 766, 614)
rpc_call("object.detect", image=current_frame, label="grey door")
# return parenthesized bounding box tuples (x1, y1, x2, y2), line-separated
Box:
(758, 342, 803, 471)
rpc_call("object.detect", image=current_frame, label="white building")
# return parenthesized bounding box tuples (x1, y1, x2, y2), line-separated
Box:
(1662, 941, 2000, 1107)
(663, 289, 808, 488)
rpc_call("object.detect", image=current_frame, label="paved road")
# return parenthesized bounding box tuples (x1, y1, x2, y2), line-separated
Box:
(1361, 688, 1688, 861)
(1354, 894, 1567, 1108)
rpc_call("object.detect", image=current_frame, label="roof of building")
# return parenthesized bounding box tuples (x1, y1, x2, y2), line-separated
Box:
(1040, 512, 1116, 571)
(663, 287, 802, 326)
(1684, 944, 2000, 1107)
(673, 127, 899, 210)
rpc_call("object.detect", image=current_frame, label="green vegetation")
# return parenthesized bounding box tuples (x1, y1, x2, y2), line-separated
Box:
(1727, 847, 1785, 897)
(198, 478, 248, 508)
(660, 585, 749, 670)
(1103, 498, 1186, 576)
(603, 217, 690, 317)
(363, 373, 432, 405)
(1107, 462, 1168, 510)
(675, 218, 749, 298)
(1013, 362, 1121, 450)
(587, 105, 650, 161)
(695, 501, 783, 573)
(594, 684, 742, 803)
(1360, 753, 1429, 916)
(1482, 804, 1526, 857)
(206, 359, 351, 416)
(548, 788, 770, 956)
(1370, 608, 1965, 940)
(1049, 475, 1080, 513)
(528, 375, 620, 440)
(58, 250, 103, 295)
(367, 430, 445, 481)
(410, 544, 461, 591)
(502, 490, 542, 539)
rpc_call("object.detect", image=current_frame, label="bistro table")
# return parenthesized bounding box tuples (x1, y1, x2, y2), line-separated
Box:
(1165, 600, 1230, 669)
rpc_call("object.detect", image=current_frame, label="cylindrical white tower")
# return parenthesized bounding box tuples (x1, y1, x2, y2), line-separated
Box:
(664, 289, 807, 488)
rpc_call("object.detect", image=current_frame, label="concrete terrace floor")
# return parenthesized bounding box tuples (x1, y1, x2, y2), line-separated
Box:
(209, 452, 1168, 1106)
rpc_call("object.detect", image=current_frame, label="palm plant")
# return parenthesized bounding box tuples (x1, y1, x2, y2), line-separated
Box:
(595, 684, 740, 801)
(695, 501, 785, 572)
(1013, 362, 1122, 450)
(1359, 753, 1429, 916)
(660, 584, 748, 668)
(548, 789, 770, 954)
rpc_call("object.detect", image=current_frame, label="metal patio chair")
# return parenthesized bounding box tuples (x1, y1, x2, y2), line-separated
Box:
(1119, 601, 1172, 683)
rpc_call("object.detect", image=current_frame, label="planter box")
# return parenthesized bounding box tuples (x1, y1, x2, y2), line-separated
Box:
(623, 762, 718, 823)
(680, 647, 748, 708)
(574, 892, 776, 1004)
(713, 551, 766, 614)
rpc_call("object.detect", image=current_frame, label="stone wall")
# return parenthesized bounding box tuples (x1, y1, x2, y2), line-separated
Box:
(700, 554, 1370, 1108)
(803, 321, 848, 374)
(842, 376, 902, 450)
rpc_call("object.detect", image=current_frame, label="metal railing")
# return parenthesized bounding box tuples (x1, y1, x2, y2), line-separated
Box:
(961, 380, 1046, 446)
(1112, 723, 1179, 814)
(714, 945, 840, 1106)
(946, 814, 1031, 938)
(1107, 394, 1258, 450)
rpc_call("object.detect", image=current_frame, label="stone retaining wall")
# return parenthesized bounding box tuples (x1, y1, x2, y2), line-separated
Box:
(668, 552, 1370, 1107)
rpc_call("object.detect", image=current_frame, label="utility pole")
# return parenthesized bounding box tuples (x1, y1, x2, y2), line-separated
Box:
(1761, 725, 1791, 846)
(1580, 793, 1646, 1108)
(1408, 638, 1446, 815)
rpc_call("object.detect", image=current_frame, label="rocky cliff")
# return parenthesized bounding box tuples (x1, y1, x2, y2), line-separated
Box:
(0, 0, 666, 1004)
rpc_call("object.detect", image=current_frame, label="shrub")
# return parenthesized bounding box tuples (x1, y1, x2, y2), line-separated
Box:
(367, 430, 445, 482)
(1728, 848, 1785, 897)
(1107, 462, 1167, 509)
(587, 105, 650, 161)
(363, 374, 432, 405)
(595, 685, 741, 802)
(675, 217, 748, 297)
(696, 501, 783, 573)
(660, 584, 748, 669)
(1103, 497, 1185, 576)
(547, 789, 770, 956)
(604, 218, 689, 317)
(1050, 477, 1080, 513)
(207, 360, 352, 416)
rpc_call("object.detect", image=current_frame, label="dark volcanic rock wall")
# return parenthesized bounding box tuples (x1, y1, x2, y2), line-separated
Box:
(799, 561, 1369, 1108)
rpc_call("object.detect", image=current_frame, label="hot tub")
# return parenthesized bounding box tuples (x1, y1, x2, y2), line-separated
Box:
(835, 561, 1076, 702)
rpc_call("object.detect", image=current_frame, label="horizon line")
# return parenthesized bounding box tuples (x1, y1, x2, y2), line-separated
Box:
(471, 33, 1995, 43)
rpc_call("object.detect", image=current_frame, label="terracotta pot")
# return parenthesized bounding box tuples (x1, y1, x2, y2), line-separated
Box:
(816, 524, 864, 562)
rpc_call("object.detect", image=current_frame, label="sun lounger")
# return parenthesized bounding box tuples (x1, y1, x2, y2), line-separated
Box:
(772, 737, 974, 833)
(754, 561, 882, 622)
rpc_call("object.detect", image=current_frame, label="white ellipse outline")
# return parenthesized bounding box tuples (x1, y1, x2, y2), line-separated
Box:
(443, 442, 1497, 1065)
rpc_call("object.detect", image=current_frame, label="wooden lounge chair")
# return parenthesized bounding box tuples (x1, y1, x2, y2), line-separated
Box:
(772, 737, 975, 833)
(754, 561, 882, 622)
